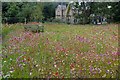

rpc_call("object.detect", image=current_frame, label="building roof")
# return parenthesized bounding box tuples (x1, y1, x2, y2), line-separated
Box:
(56, 4, 66, 10)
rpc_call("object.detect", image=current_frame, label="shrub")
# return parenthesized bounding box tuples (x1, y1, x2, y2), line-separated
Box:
(52, 18, 63, 23)
(24, 24, 44, 33)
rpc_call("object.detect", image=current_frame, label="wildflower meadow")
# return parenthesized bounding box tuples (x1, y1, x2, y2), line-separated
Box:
(2, 23, 119, 78)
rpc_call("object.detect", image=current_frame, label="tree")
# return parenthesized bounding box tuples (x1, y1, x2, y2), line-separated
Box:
(79, 2, 91, 24)
(2, 2, 120, 24)
(20, 3, 34, 23)
(112, 2, 120, 22)
(2, 2, 44, 23)
(43, 2, 59, 21)
(31, 3, 44, 22)
(66, 1, 90, 24)
(2, 3, 21, 23)
(66, 1, 74, 24)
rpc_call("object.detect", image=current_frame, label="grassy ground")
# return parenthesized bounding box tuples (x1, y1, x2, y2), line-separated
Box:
(2, 23, 119, 78)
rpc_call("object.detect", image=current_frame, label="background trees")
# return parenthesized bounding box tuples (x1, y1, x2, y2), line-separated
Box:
(43, 2, 59, 22)
(112, 2, 120, 23)
(66, 2, 120, 24)
(2, 2, 44, 23)
(2, 2, 120, 24)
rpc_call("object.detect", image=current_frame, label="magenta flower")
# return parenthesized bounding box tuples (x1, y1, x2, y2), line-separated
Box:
(89, 66, 93, 72)
(75, 35, 90, 43)
(112, 51, 119, 56)
(108, 61, 111, 65)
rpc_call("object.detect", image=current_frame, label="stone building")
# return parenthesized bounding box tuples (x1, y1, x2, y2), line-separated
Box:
(55, 4, 76, 24)
(55, 4, 107, 24)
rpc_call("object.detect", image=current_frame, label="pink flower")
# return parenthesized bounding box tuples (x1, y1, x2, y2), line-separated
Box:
(89, 66, 93, 72)
(54, 72, 59, 76)
(108, 61, 111, 65)
(112, 51, 119, 56)
(70, 63, 74, 69)
(75, 35, 90, 43)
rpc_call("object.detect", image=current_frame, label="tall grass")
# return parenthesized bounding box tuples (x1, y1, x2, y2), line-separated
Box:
(2, 23, 119, 78)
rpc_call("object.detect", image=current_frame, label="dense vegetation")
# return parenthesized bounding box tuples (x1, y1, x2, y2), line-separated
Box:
(2, 23, 119, 78)
(2, 2, 59, 23)
(1, 1, 120, 79)
(2, 2, 120, 24)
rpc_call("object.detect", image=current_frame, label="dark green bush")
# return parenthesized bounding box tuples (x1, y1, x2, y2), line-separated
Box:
(52, 18, 63, 23)
(24, 24, 44, 33)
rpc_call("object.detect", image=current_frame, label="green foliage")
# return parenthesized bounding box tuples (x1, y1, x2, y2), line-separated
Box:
(2, 24, 22, 40)
(31, 3, 44, 21)
(43, 2, 59, 21)
(2, 25, 14, 39)
(2, 2, 120, 24)
(24, 24, 44, 32)
(66, 3, 71, 17)
(66, 2, 120, 24)
(66, 2, 91, 24)
(2, 2, 44, 23)
(2, 23, 118, 78)
(96, 42, 106, 54)
(52, 18, 62, 23)
(112, 2, 120, 22)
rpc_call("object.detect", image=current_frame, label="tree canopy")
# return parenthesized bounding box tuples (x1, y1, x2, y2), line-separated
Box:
(2, 2, 120, 24)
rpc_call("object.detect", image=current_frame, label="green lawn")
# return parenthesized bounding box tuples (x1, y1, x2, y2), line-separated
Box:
(2, 23, 119, 78)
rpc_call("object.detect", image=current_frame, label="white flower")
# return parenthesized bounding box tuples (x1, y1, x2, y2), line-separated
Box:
(49, 72, 51, 74)
(70, 1, 74, 4)
(30, 72, 32, 76)
(108, 6, 111, 9)
(36, 65, 38, 67)
(23, 63, 25, 66)
(10, 58, 12, 61)
(9, 70, 14, 73)
(54, 64, 57, 68)
(107, 70, 110, 72)
(102, 74, 106, 78)
(38, 69, 41, 71)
